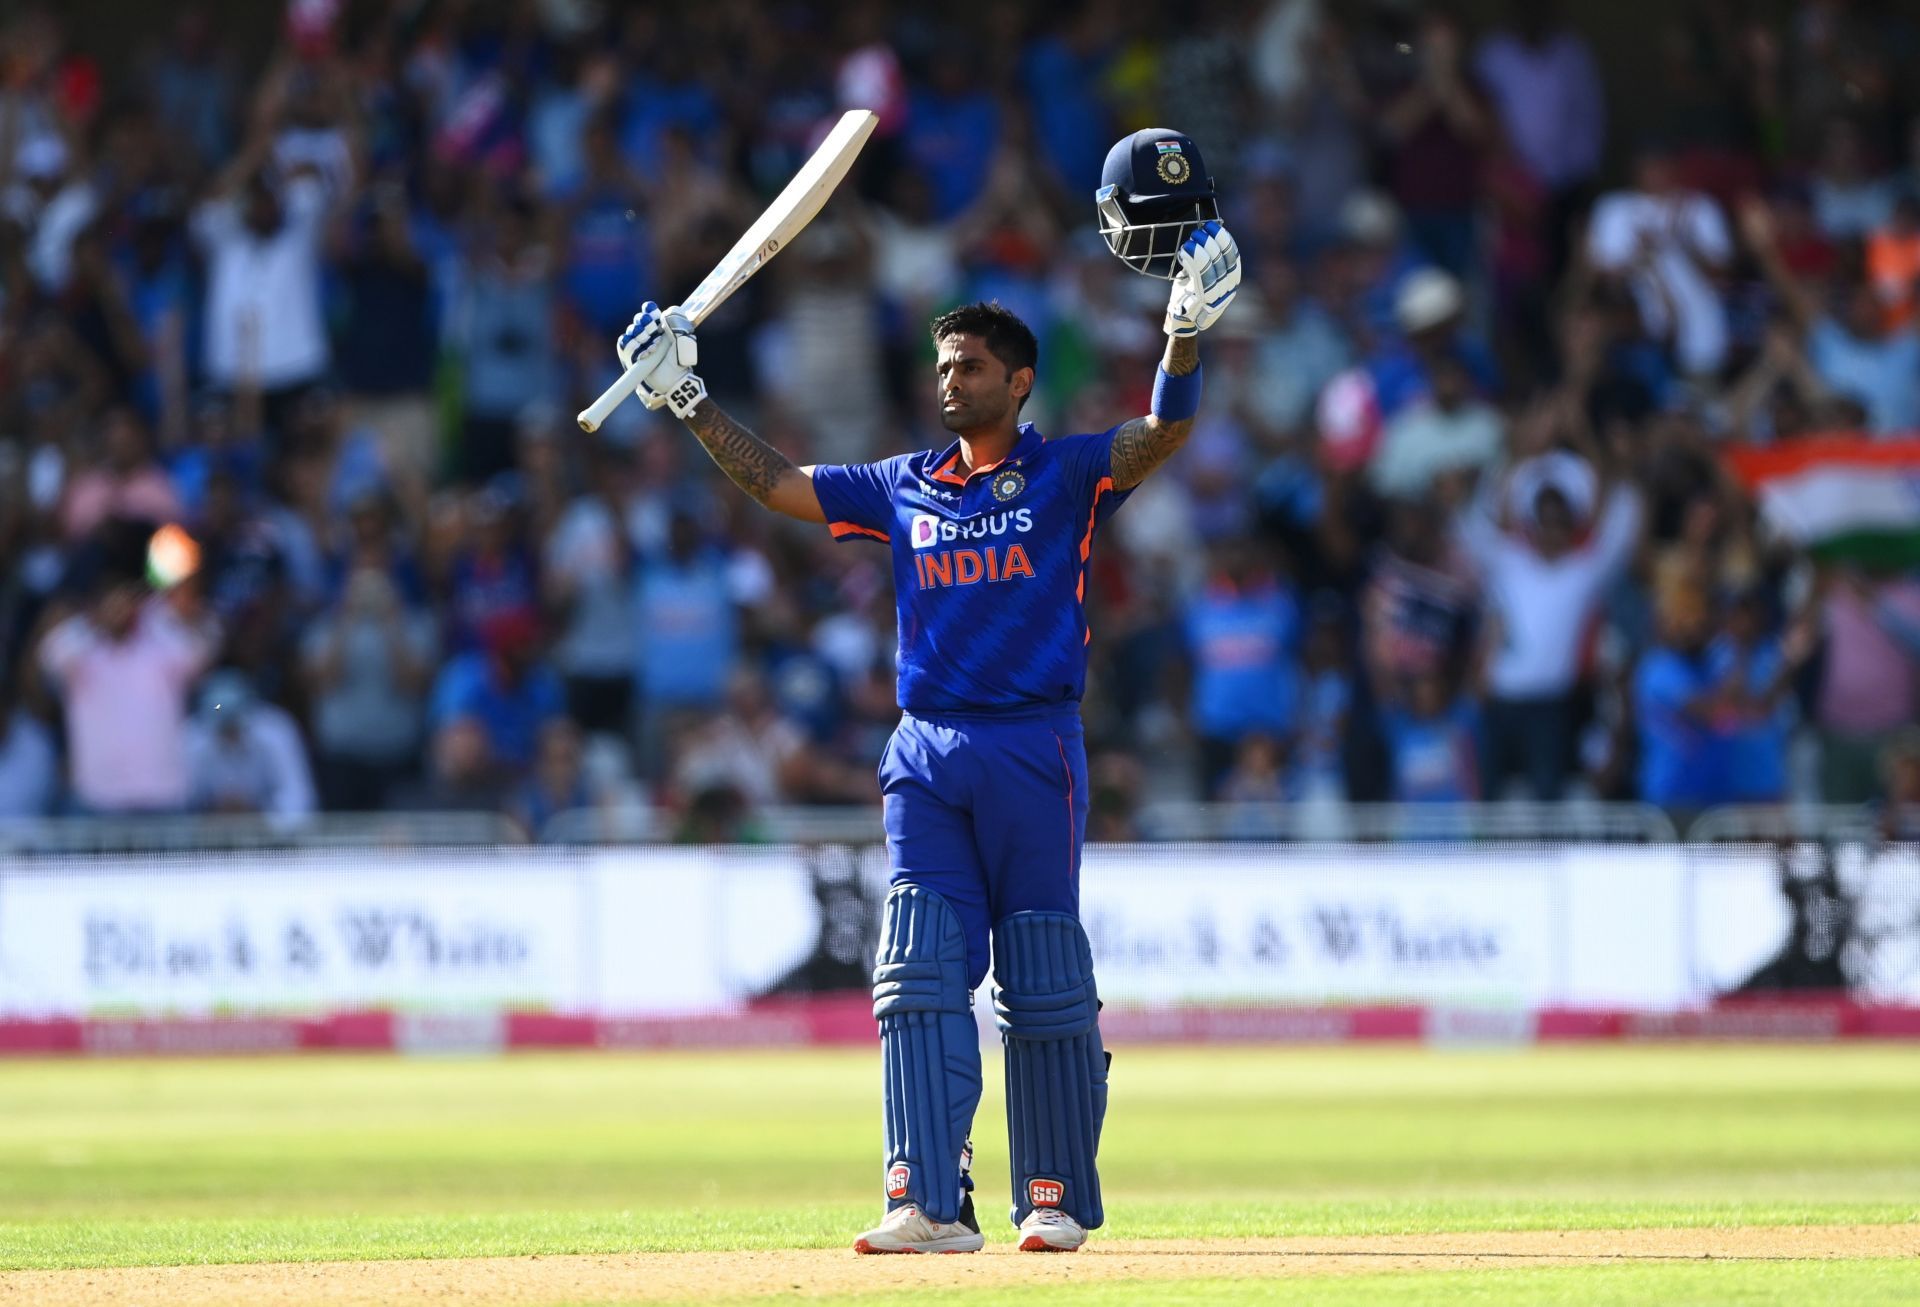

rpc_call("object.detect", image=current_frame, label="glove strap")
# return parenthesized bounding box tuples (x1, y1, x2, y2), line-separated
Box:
(664, 372, 707, 420)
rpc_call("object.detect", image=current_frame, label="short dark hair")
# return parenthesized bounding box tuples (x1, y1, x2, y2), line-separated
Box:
(930, 300, 1038, 382)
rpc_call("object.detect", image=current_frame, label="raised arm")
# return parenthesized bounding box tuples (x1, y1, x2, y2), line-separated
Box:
(683, 400, 826, 523)
(612, 303, 825, 522)
(1111, 334, 1200, 490)
(1109, 220, 1242, 491)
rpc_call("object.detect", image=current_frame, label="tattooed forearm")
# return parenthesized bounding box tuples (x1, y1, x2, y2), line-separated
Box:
(683, 400, 794, 507)
(1109, 335, 1201, 490)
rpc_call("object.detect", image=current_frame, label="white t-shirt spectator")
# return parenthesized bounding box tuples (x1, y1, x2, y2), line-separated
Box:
(192, 175, 331, 390)
(184, 701, 318, 824)
(38, 602, 217, 811)
(1370, 400, 1505, 499)
(1587, 192, 1732, 376)
(1458, 484, 1643, 700)
(545, 496, 635, 681)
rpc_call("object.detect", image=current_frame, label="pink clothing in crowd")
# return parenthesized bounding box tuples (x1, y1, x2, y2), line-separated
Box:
(1817, 581, 1920, 734)
(37, 600, 216, 810)
(60, 468, 184, 541)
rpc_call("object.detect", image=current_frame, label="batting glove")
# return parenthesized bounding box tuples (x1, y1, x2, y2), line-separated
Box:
(1164, 221, 1242, 338)
(617, 301, 707, 418)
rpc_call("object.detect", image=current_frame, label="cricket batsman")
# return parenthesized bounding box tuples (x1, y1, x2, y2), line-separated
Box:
(614, 129, 1239, 1253)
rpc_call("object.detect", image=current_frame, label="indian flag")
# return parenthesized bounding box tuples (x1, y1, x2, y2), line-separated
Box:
(1725, 437, 1920, 568)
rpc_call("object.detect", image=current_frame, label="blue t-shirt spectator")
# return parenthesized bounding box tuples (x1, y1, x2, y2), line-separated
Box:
(634, 548, 737, 709)
(430, 650, 565, 771)
(1367, 336, 1502, 419)
(1184, 577, 1300, 742)
(1634, 646, 1724, 808)
(904, 89, 1000, 219)
(1706, 636, 1792, 803)
(1021, 35, 1111, 198)
(1290, 667, 1351, 799)
(1807, 317, 1920, 435)
(1380, 698, 1481, 802)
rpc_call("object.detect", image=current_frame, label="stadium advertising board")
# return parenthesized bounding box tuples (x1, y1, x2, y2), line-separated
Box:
(1, 843, 1910, 1021)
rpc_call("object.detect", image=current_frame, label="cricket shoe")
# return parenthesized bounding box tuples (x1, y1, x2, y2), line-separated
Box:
(853, 1200, 984, 1254)
(1017, 1207, 1088, 1252)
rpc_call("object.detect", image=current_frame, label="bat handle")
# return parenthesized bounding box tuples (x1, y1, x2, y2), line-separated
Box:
(575, 301, 708, 432)
(576, 360, 648, 433)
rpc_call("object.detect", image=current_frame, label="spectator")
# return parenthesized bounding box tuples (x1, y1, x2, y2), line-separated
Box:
(1375, 11, 1492, 279)
(1810, 568, 1920, 803)
(392, 715, 508, 816)
(509, 717, 592, 839)
(1585, 141, 1734, 379)
(1706, 588, 1811, 806)
(1864, 192, 1920, 333)
(1180, 539, 1300, 797)
(1742, 194, 1920, 435)
(1369, 352, 1505, 503)
(58, 408, 183, 542)
(190, 101, 335, 433)
(428, 609, 565, 776)
(1634, 578, 1727, 815)
(670, 669, 809, 809)
(635, 512, 740, 724)
(36, 582, 218, 813)
(1379, 668, 1482, 804)
(302, 566, 437, 811)
(1458, 441, 1643, 801)
(1474, 0, 1606, 273)
(1290, 598, 1353, 802)
(446, 197, 556, 484)
(0, 678, 57, 818)
(543, 441, 638, 739)
(182, 669, 317, 824)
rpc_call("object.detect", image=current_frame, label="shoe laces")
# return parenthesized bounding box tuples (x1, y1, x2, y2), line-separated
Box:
(1027, 1207, 1077, 1227)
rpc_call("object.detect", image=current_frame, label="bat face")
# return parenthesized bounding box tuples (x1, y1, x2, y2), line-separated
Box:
(576, 110, 877, 431)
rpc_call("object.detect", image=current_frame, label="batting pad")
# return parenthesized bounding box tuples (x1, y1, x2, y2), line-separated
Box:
(992, 911, 1109, 1230)
(872, 884, 982, 1223)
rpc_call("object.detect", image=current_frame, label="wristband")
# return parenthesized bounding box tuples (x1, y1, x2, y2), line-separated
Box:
(1151, 364, 1203, 422)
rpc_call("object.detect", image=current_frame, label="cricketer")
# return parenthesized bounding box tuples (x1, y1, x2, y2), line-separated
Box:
(614, 128, 1241, 1254)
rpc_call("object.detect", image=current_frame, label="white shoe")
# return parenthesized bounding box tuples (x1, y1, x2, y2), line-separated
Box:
(853, 1204, 985, 1255)
(1018, 1207, 1087, 1252)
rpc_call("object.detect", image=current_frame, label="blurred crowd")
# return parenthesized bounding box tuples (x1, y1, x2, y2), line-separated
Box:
(6, 0, 1920, 841)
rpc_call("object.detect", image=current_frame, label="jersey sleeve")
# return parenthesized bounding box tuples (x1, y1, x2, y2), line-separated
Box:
(1051, 427, 1136, 531)
(809, 458, 900, 544)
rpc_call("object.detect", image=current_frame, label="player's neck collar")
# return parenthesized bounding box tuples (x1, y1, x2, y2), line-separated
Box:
(929, 424, 1042, 485)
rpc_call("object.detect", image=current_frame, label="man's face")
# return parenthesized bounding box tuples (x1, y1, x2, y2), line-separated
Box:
(935, 333, 1028, 434)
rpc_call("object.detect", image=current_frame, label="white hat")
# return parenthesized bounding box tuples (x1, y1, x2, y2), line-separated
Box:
(1394, 267, 1464, 335)
(1338, 189, 1401, 246)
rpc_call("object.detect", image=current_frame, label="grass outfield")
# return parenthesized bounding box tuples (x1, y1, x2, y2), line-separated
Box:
(0, 1044, 1916, 1303)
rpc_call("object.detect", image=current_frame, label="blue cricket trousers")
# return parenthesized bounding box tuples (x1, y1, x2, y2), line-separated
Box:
(878, 705, 1091, 990)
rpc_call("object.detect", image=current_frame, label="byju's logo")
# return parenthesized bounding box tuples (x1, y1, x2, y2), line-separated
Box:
(909, 508, 1034, 550)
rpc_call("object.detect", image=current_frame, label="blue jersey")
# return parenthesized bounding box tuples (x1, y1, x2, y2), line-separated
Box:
(811, 422, 1133, 715)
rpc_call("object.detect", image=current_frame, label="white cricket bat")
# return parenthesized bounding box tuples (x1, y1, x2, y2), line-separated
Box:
(576, 108, 879, 432)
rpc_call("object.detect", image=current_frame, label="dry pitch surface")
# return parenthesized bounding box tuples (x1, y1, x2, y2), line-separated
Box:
(4, 1226, 1915, 1306)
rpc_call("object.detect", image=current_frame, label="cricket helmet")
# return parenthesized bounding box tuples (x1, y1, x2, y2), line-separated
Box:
(1095, 128, 1219, 279)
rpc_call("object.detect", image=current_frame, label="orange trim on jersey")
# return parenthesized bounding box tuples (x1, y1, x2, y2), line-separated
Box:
(829, 521, 890, 542)
(929, 452, 969, 485)
(1076, 475, 1115, 637)
(929, 449, 1010, 485)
